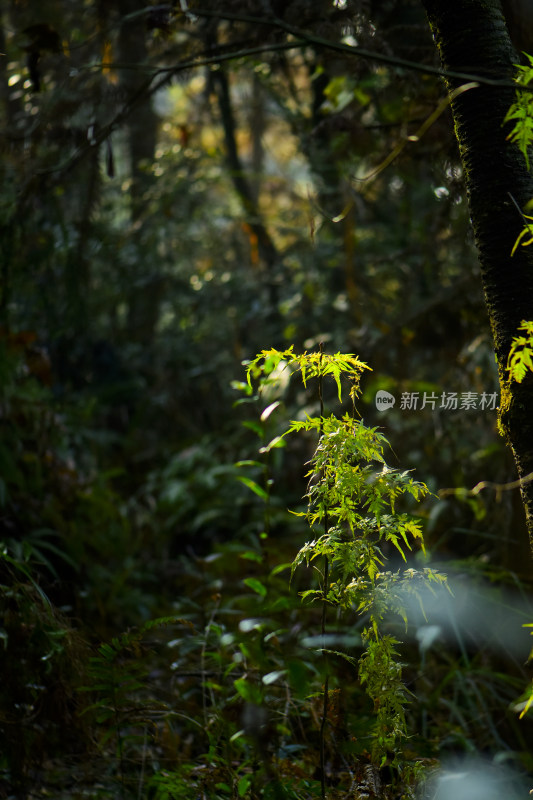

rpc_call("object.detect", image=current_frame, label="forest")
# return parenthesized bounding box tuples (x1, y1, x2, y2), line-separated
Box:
(3, 0, 533, 798)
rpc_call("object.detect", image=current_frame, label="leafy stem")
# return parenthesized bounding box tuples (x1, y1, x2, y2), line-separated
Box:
(318, 343, 329, 800)
(243, 346, 447, 772)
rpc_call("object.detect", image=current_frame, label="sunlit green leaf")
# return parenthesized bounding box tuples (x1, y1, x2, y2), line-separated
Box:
(243, 577, 267, 598)
(234, 677, 262, 704)
(236, 476, 268, 500)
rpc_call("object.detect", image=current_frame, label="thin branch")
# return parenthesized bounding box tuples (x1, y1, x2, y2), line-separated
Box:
(439, 470, 533, 500)
(33, 40, 303, 180)
(355, 80, 479, 183)
(190, 7, 527, 90)
(9, 7, 528, 226)
(25, 20, 529, 186)
(508, 190, 530, 221)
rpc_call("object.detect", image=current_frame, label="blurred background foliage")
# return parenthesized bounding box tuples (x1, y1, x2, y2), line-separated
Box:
(1, 0, 533, 797)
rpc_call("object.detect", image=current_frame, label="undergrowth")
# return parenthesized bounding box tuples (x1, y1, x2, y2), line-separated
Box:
(3, 345, 533, 798)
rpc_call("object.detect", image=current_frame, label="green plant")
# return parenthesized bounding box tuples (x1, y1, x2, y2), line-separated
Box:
(242, 346, 448, 794)
(505, 58, 533, 382)
(515, 623, 533, 720)
(0, 568, 87, 796)
(507, 320, 533, 383)
(78, 618, 181, 798)
(504, 53, 533, 170)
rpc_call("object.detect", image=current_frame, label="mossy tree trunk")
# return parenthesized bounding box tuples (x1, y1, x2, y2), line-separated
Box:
(421, 0, 533, 559)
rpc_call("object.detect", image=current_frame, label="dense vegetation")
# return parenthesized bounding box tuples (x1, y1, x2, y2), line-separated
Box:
(1, 1, 533, 798)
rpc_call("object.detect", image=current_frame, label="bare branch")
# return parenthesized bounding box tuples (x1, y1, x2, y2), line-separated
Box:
(439, 471, 533, 500)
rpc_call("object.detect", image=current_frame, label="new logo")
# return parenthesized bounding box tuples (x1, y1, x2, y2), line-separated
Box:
(375, 390, 396, 410)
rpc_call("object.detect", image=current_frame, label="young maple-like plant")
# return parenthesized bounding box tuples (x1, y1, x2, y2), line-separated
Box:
(505, 55, 533, 382)
(244, 347, 447, 788)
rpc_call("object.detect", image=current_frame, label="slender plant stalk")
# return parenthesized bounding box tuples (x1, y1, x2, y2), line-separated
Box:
(319, 563, 329, 800)
(137, 727, 147, 800)
(318, 343, 329, 800)
(110, 663, 126, 800)
(201, 596, 221, 728)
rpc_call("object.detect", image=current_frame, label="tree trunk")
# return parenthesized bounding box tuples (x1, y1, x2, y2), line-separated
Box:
(118, 0, 158, 220)
(421, 0, 533, 560)
(116, 0, 163, 345)
(212, 67, 279, 274)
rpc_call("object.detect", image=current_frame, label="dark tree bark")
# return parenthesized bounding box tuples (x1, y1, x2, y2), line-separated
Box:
(116, 0, 163, 345)
(421, 0, 533, 559)
(118, 0, 158, 220)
